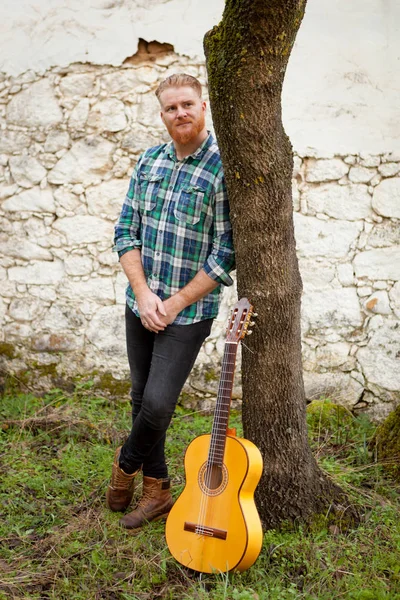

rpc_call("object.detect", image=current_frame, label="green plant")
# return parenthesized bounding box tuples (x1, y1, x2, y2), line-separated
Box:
(0, 391, 399, 599)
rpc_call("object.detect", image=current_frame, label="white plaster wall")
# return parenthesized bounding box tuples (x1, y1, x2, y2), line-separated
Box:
(283, 0, 400, 155)
(0, 1, 399, 418)
(1, 0, 399, 154)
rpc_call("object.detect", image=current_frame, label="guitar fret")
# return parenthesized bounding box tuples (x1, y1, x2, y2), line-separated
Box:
(207, 308, 244, 470)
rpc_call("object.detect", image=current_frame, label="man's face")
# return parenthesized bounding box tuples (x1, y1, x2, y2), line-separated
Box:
(159, 86, 206, 145)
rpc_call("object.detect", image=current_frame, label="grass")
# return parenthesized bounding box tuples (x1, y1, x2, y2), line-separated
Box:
(0, 389, 399, 600)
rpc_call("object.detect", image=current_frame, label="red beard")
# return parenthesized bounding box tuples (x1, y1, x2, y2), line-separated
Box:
(168, 112, 206, 145)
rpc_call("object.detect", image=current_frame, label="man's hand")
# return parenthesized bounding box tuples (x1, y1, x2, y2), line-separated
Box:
(158, 296, 182, 327)
(136, 288, 167, 332)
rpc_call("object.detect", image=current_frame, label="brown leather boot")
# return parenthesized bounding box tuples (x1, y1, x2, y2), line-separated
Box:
(119, 476, 174, 531)
(106, 447, 140, 512)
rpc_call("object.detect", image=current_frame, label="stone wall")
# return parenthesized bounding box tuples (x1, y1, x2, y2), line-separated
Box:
(0, 46, 399, 418)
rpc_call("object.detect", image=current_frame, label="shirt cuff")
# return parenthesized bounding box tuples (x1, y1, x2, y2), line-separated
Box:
(203, 256, 234, 286)
(113, 239, 142, 258)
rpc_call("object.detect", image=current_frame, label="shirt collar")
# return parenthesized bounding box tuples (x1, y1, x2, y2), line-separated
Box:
(165, 132, 214, 162)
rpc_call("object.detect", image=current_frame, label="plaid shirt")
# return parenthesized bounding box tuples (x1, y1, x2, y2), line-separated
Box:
(113, 133, 235, 324)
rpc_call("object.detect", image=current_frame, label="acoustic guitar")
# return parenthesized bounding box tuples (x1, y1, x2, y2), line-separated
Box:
(166, 298, 263, 573)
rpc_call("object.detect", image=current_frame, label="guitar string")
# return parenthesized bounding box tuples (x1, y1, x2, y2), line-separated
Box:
(196, 346, 228, 534)
(196, 342, 238, 536)
(196, 305, 248, 535)
(196, 343, 231, 534)
(204, 344, 237, 531)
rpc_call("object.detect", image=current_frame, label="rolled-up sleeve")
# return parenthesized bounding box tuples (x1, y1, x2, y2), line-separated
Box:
(113, 161, 142, 259)
(203, 174, 235, 286)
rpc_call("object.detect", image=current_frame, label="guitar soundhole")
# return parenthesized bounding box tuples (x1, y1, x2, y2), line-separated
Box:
(198, 462, 228, 496)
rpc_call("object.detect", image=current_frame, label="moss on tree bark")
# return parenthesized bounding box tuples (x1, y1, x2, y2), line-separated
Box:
(373, 405, 400, 482)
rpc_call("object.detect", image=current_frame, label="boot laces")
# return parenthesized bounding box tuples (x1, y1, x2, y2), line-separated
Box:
(113, 466, 135, 489)
(138, 484, 157, 507)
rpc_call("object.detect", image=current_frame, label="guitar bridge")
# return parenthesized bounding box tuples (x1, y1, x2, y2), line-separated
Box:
(184, 521, 227, 540)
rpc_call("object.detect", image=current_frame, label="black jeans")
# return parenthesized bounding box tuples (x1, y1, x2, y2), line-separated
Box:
(119, 305, 213, 479)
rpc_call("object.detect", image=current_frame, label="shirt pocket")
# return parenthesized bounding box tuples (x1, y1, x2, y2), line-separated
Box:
(139, 172, 164, 213)
(174, 185, 205, 226)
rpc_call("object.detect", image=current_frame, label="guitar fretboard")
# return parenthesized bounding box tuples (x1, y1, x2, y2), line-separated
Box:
(208, 342, 239, 467)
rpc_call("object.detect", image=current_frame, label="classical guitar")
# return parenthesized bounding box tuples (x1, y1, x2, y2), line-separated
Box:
(166, 298, 263, 574)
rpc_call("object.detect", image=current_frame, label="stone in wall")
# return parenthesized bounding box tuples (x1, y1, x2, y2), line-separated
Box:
(348, 166, 376, 183)
(302, 287, 362, 330)
(364, 291, 391, 315)
(294, 213, 362, 258)
(59, 277, 115, 303)
(59, 73, 95, 97)
(8, 260, 65, 285)
(372, 177, 400, 218)
(303, 371, 363, 409)
(0, 184, 18, 200)
(0, 130, 31, 154)
(0, 298, 6, 331)
(315, 342, 351, 368)
(305, 158, 348, 182)
(42, 304, 86, 332)
(353, 247, 400, 281)
(8, 297, 45, 322)
(0, 239, 53, 261)
(32, 333, 83, 352)
(44, 130, 70, 153)
(68, 99, 90, 130)
(86, 179, 129, 219)
(337, 263, 355, 286)
(7, 79, 62, 128)
(389, 281, 400, 317)
(299, 257, 336, 291)
(48, 137, 115, 186)
(9, 156, 47, 188)
(3, 188, 55, 213)
(87, 98, 127, 132)
(28, 285, 57, 303)
(304, 183, 372, 220)
(121, 125, 163, 154)
(86, 305, 126, 358)
(53, 215, 114, 245)
(101, 70, 140, 95)
(357, 318, 400, 392)
(378, 163, 400, 177)
(137, 92, 162, 127)
(115, 270, 128, 305)
(64, 254, 94, 276)
(54, 188, 83, 216)
(366, 221, 400, 248)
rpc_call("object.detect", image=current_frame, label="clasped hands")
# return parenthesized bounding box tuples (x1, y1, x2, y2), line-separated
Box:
(137, 289, 181, 333)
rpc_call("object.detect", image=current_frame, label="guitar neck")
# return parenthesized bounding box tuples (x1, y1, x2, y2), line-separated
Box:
(208, 341, 239, 467)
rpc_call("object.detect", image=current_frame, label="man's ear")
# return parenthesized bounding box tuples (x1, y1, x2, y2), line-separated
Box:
(160, 111, 165, 124)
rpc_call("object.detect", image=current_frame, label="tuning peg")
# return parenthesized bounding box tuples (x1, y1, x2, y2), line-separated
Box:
(252, 312, 258, 318)
(249, 321, 256, 327)
(246, 330, 253, 336)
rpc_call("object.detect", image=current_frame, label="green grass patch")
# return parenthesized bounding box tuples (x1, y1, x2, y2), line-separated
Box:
(0, 391, 399, 599)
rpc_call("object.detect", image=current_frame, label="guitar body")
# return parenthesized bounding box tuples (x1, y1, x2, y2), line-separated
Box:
(166, 434, 263, 573)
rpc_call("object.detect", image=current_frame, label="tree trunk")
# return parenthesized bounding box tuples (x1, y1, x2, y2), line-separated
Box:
(204, 0, 353, 528)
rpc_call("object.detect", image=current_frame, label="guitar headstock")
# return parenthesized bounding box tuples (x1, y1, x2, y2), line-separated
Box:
(226, 298, 256, 343)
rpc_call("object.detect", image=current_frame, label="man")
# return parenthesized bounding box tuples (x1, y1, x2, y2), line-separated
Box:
(108, 73, 235, 531)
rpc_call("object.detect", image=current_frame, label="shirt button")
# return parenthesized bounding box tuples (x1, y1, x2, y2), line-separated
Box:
(156, 252, 160, 257)
(175, 164, 179, 169)
(168, 187, 173, 191)
(163, 207, 167, 212)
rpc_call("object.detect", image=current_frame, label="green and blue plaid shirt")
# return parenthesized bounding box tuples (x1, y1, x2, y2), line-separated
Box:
(113, 133, 235, 324)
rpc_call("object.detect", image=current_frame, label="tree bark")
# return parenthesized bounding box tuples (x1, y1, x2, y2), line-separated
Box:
(204, 0, 353, 528)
